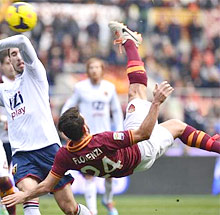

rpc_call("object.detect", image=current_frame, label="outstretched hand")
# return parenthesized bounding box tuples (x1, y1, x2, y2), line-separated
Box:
(153, 81, 173, 104)
(2, 191, 26, 207)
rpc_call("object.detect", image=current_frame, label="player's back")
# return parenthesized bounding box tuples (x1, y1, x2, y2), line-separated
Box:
(52, 131, 142, 178)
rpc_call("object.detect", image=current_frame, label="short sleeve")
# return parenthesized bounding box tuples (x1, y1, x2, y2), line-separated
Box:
(51, 147, 70, 179)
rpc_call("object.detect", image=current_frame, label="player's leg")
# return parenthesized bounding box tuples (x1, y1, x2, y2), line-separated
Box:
(16, 177, 41, 215)
(84, 175, 97, 215)
(12, 150, 41, 215)
(53, 183, 91, 215)
(0, 142, 16, 215)
(102, 178, 118, 215)
(108, 21, 147, 103)
(0, 177, 15, 215)
(160, 119, 220, 154)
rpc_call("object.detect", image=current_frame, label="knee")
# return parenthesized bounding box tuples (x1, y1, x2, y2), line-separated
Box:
(128, 84, 147, 102)
(169, 119, 187, 135)
(161, 119, 187, 138)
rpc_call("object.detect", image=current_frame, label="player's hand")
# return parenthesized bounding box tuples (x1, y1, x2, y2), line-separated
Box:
(153, 81, 173, 104)
(1, 191, 26, 207)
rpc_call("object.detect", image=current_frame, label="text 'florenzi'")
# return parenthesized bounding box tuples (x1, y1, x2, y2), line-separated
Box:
(72, 148, 103, 164)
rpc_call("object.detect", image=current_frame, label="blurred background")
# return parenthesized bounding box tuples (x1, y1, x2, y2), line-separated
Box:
(0, 0, 220, 197)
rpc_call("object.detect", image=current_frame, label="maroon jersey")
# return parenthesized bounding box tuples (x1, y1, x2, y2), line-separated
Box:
(51, 130, 141, 179)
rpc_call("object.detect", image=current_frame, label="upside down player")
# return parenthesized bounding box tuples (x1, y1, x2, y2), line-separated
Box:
(2, 21, 220, 209)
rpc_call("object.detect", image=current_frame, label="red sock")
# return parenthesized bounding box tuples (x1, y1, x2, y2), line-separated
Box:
(0, 178, 16, 215)
(124, 40, 147, 86)
(179, 125, 220, 154)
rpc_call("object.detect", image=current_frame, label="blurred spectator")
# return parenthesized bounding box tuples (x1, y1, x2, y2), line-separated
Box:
(86, 15, 100, 40)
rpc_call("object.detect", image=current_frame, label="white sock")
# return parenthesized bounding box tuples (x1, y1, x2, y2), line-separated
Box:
(103, 178, 113, 204)
(84, 178, 97, 215)
(76, 204, 91, 215)
(23, 201, 41, 215)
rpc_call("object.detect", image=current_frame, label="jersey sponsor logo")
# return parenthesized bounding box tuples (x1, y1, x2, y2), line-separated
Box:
(92, 101, 105, 110)
(72, 148, 103, 165)
(128, 104, 135, 113)
(11, 106, 25, 120)
(113, 132, 124, 140)
(9, 91, 25, 120)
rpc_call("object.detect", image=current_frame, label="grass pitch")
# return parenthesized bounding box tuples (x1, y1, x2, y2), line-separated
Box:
(16, 195, 220, 215)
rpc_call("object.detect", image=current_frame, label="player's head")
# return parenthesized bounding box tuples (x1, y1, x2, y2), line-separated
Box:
(86, 58, 105, 84)
(58, 107, 87, 141)
(8, 48, 24, 74)
(0, 50, 15, 80)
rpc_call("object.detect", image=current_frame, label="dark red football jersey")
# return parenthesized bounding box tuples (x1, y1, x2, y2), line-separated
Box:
(51, 130, 141, 179)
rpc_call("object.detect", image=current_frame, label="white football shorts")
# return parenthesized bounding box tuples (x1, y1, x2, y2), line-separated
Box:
(124, 98, 174, 172)
(0, 140, 9, 177)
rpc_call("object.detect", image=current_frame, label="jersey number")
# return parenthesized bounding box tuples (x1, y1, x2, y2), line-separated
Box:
(80, 156, 122, 178)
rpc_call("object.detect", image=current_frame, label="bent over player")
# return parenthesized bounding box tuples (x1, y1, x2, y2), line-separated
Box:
(2, 21, 220, 209)
(0, 35, 91, 215)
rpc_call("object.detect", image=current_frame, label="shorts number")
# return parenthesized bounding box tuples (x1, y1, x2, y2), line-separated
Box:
(80, 156, 123, 178)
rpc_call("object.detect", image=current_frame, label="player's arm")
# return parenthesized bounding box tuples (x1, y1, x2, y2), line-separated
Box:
(0, 35, 37, 65)
(110, 87, 124, 130)
(61, 86, 80, 114)
(131, 81, 173, 143)
(2, 172, 60, 207)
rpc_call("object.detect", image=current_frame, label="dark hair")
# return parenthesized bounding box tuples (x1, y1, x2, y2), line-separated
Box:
(58, 107, 85, 141)
(0, 50, 8, 64)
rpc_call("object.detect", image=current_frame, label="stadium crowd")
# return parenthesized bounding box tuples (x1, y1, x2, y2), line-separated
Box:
(0, 0, 219, 153)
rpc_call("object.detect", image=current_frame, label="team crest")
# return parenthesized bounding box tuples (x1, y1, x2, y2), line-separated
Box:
(128, 104, 135, 113)
(113, 132, 124, 140)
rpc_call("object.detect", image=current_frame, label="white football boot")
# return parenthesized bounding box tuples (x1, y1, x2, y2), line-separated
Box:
(108, 21, 142, 49)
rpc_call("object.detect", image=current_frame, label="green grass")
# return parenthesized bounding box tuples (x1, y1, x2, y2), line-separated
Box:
(16, 195, 220, 215)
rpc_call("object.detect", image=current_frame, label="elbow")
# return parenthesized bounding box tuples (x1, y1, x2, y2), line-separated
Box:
(135, 130, 151, 143)
(16, 35, 28, 43)
(142, 132, 151, 141)
(16, 35, 31, 48)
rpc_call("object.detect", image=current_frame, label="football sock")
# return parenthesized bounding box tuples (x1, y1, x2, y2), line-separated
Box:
(76, 204, 91, 215)
(103, 179, 113, 204)
(179, 125, 220, 154)
(0, 177, 16, 215)
(23, 201, 41, 215)
(84, 178, 97, 215)
(124, 40, 147, 86)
